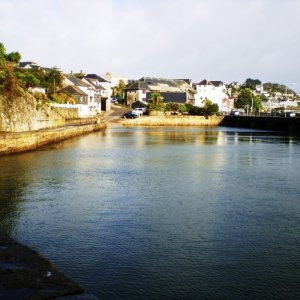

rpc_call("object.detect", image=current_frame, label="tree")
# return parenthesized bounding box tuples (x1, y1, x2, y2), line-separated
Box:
(148, 93, 165, 111)
(202, 99, 219, 115)
(5, 52, 21, 64)
(189, 99, 219, 116)
(263, 82, 296, 97)
(43, 67, 63, 96)
(236, 88, 261, 113)
(15, 70, 40, 88)
(0, 42, 6, 65)
(244, 78, 261, 90)
(0, 42, 22, 101)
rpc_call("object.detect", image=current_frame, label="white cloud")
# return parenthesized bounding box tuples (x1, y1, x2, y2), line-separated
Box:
(1, 0, 300, 90)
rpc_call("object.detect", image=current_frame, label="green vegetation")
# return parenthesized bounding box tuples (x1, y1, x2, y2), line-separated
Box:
(113, 79, 126, 104)
(263, 82, 296, 96)
(190, 99, 219, 116)
(0, 43, 23, 103)
(235, 88, 262, 113)
(244, 78, 261, 90)
(165, 102, 179, 112)
(148, 93, 165, 111)
(1, 42, 67, 105)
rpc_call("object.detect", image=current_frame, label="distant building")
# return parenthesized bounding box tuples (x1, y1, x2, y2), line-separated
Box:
(18, 61, 41, 69)
(125, 77, 195, 106)
(103, 72, 128, 87)
(193, 79, 231, 112)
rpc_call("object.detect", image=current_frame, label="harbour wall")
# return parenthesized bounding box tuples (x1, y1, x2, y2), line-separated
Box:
(219, 116, 300, 133)
(0, 123, 106, 155)
(122, 115, 300, 133)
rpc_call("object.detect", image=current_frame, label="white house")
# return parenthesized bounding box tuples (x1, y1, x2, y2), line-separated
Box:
(60, 74, 101, 115)
(194, 79, 231, 112)
(84, 74, 112, 111)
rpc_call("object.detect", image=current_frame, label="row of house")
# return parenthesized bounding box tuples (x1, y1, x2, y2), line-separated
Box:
(19, 61, 234, 113)
(19, 62, 127, 116)
(19, 61, 299, 115)
(125, 78, 233, 112)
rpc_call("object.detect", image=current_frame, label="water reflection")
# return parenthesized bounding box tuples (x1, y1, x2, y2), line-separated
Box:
(0, 127, 300, 299)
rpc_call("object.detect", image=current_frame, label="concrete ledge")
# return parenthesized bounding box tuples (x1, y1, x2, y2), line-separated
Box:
(65, 117, 99, 126)
(0, 123, 106, 155)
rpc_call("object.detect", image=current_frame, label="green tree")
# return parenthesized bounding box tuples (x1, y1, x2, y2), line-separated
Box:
(236, 88, 261, 113)
(43, 67, 63, 96)
(5, 52, 21, 64)
(15, 70, 40, 88)
(202, 99, 219, 115)
(0, 42, 6, 65)
(244, 78, 261, 90)
(263, 82, 296, 97)
(148, 93, 165, 111)
(0, 42, 22, 101)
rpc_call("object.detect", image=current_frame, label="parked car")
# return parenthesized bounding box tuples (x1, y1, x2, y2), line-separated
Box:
(110, 98, 118, 104)
(230, 110, 241, 116)
(122, 111, 139, 119)
(133, 107, 146, 115)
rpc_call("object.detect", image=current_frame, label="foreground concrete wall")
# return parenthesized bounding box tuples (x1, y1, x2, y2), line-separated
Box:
(0, 94, 65, 132)
(0, 123, 106, 155)
(122, 115, 224, 126)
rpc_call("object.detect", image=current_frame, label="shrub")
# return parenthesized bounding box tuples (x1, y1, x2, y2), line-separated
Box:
(165, 102, 179, 112)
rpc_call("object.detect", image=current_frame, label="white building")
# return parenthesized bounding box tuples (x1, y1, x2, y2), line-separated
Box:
(194, 79, 231, 112)
(60, 74, 101, 114)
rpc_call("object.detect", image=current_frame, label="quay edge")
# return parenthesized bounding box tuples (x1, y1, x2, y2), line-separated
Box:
(0, 123, 107, 155)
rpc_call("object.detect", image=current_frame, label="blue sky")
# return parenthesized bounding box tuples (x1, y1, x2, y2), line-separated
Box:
(0, 0, 299, 91)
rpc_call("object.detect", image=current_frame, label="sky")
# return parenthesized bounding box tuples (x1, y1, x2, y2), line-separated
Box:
(0, 0, 299, 91)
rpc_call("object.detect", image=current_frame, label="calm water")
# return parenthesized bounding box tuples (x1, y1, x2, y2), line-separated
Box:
(1, 126, 300, 299)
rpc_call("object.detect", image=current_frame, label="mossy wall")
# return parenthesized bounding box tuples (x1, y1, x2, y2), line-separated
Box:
(0, 94, 65, 132)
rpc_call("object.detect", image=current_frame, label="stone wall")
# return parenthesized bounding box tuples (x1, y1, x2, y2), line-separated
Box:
(0, 123, 106, 155)
(219, 116, 300, 133)
(122, 115, 224, 126)
(52, 107, 79, 119)
(0, 94, 65, 132)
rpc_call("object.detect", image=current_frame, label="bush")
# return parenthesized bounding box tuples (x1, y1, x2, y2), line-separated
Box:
(33, 92, 48, 103)
(190, 106, 206, 115)
(51, 93, 76, 104)
(165, 102, 179, 112)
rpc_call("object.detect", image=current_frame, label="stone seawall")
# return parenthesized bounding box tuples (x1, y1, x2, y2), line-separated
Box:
(220, 116, 300, 133)
(0, 123, 106, 155)
(122, 115, 224, 126)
